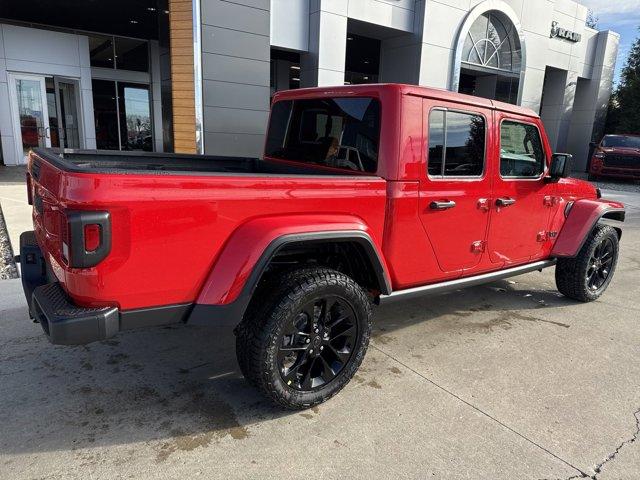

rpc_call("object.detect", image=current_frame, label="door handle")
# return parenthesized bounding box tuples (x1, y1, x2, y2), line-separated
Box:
(496, 197, 516, 207)
(430, 200, 456, 210)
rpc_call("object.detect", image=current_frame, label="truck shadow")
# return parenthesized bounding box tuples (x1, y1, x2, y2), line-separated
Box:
(0, 278, 577, 457)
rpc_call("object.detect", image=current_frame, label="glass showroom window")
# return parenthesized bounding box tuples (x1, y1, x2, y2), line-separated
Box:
(93, 80, 152, 151)
(89, 34, 149, 72)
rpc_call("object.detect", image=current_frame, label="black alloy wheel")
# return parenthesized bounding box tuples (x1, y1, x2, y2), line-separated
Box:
(556, 224, 619, 302)
(586, 237, 615, 291)
(278, 296, 358, 391)
(235, 268, 372, 409)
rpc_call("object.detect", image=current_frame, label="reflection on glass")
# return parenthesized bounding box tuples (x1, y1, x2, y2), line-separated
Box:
(500, 121, 545, 177)
(58, 82, 81, 149)
(15, 79, 46, 155)
(89, 35, 115, 69)
(115, 38, 149, 72)
(265, 97, 380, 172)
(93, 80, 120, 150)
(45, 77, 60, 148)
(444, 112, 484, 177)
(118, 84, 152, 151)
(428, 110, 445, 176)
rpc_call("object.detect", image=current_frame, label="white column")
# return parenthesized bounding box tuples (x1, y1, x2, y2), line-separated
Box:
(539, 68, 578, 152)
(78, 35, 97, 150)
(300, 1, 348, 87)
(0, 25, 18, 165)
(566, 31, 619, 171)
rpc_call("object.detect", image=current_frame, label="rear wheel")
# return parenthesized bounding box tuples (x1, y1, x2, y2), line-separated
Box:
(555, 224, 619, 302)
(235, 268, 372, 409)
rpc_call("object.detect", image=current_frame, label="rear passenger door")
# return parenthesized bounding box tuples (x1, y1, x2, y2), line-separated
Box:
(487, 114, 553, 264)
(418, 102, 493, 273)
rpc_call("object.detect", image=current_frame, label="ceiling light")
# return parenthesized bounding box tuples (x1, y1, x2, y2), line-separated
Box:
(164, 10, 169, 14)
(344, 81, 351, 85)
(147, 7, 156, 11)
(291, 77, 300, 82)
(363, 76, 369, 80)
(130, 20, 139, 24)
(364, 60, 370, 64)
(347, 36, 354, 41)
(290, 65, 300, 70)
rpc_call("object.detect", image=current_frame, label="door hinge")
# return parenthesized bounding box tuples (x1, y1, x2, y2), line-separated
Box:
(471, 240, 486, 253)
(537, 231, 549, 242)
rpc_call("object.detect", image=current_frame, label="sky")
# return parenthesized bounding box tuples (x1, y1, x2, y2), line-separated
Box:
(579, 0, 640, 85)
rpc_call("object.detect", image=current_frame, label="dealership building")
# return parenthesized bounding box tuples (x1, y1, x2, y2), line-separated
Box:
(0, 0, 618, 171)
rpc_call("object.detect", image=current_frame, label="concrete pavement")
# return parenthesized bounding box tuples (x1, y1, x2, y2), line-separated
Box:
(0, 166, 31, 255)
(0, 177, 639, 479)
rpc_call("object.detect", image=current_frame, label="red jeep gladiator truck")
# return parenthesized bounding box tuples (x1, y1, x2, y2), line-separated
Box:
(19, 84, 625, 409)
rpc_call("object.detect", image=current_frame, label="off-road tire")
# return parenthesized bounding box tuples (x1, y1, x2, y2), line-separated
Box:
(555, 224, 619, 302)
(235, 267, 372, 409)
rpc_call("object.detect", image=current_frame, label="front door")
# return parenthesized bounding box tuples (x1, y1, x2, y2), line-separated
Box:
(487, 115, 553, 264)
(418, 102, 493, 273)
(8, 74, 51, 163)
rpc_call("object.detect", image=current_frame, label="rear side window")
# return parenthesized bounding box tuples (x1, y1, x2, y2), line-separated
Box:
(265, 97, 381, 173)
(427, 109, 485, 177)
(500, 121, 545, 178)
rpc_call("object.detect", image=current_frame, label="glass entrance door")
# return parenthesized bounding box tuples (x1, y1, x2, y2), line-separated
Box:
(8, 74, 51, 162)
(53, 78, 81, 149)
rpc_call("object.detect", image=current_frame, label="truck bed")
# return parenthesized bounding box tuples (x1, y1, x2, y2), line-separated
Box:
(28, 148, 387, 311)
(34, 148, 363, 177)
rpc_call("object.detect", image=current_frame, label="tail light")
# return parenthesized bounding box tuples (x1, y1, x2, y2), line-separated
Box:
(61, 211, 111, 268)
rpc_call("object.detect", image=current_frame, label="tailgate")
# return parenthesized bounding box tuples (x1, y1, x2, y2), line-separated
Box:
(28, 152, 112, 286)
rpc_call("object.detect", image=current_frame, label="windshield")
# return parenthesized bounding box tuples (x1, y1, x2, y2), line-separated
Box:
(601, 135, 640, 149)
(265, 97, 381, 173)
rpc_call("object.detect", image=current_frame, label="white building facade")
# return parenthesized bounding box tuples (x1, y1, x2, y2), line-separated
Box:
(0, 0, 618, 172)
(201, 0, 618, 170)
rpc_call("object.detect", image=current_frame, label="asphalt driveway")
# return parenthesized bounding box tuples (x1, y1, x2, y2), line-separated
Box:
(0, 184, 639, 479)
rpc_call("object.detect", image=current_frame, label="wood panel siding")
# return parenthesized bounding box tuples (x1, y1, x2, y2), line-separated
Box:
(169, 0, 196, 153)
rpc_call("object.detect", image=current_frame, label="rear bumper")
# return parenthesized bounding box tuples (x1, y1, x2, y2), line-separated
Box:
(20, 230, 189, 345)
(31, 282, 119, 345)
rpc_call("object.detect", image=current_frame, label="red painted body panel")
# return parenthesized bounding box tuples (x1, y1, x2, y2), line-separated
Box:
(26, 84, 624, 315)
(551, 198, 625, 257)
(30, 154, 386, 309)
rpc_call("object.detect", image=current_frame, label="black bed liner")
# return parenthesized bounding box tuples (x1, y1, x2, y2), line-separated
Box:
(32, 148, 372, 177)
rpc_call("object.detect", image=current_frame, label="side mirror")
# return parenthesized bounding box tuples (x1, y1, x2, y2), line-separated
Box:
(548, 153, 573, 180)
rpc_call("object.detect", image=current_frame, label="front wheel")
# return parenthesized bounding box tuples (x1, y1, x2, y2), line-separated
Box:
(235, 268, 372, 409)
(555, 224, 619, 302)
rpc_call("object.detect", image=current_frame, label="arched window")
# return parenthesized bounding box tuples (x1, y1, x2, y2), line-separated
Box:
(461, 11, 522, 74)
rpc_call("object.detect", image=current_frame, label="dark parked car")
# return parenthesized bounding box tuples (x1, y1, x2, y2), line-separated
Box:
(589, 134, 640, 180)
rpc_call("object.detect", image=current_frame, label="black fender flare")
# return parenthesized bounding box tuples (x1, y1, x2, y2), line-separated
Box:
(188, 230, 391, 327)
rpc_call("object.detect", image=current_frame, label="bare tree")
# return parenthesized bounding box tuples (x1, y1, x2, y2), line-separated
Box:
(586, 9, 598, 29)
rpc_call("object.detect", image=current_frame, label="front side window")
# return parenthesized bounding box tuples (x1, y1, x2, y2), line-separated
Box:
(265, 97, 380, 173)
(427, 109, 485, 177)
(500, 121, 545, 177)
